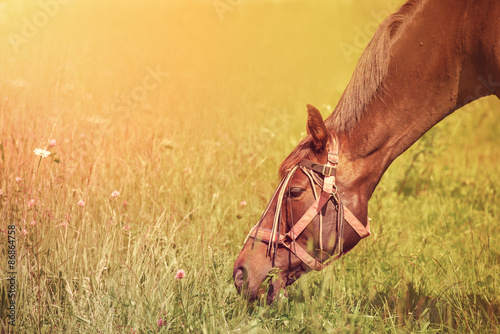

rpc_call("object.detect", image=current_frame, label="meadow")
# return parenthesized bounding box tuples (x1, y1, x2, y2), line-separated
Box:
(0, 0, 499, 332)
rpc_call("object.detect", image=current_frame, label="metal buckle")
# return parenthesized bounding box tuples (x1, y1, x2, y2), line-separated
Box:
(328, 151, 339, 165)
(322, 165, 335, 176)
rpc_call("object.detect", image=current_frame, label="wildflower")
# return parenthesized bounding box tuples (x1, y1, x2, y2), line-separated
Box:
(111, 190, 120, 198)
(175, 269, 185, 279)
(20, 228, 28, 236)
(27, 199, 35, 207)
(157, 318, 164, 327)
(34, 148, 51, 158)
(77, 200, 85, 207)
(0, 189, 3, 196)
(15, 177, 22, 183)
(49, 139, 57, 147)
(122, 200, 128, 206)
(240, 201, 247, 207)
(31, 220, 36, 226)
(123, 225, 131, 232)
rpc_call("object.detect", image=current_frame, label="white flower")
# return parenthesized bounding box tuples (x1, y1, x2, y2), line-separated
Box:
(34, 148, 51, 158)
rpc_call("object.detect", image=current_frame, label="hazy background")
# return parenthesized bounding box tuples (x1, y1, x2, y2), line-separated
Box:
(1, 0, 498, 332)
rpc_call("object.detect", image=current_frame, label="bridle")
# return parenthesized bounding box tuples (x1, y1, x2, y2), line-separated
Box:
(244, 137, 371, 271)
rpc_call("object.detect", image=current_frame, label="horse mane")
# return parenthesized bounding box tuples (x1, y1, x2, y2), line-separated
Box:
(279, 0, 422, 177)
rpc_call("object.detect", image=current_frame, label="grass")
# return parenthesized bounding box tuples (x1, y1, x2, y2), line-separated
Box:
(0, 0, 499, 332)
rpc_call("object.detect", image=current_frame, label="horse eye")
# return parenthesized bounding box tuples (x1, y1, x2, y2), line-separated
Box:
(289, 187, 304, 198)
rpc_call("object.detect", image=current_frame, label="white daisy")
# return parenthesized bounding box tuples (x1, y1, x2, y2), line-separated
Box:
(33, 148, 51, 158)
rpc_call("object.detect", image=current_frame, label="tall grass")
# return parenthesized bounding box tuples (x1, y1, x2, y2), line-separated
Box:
(0, 0, 498, 332)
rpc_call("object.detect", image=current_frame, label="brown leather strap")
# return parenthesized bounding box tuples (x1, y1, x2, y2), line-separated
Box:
(298, 159, 336, 177)
(344, 206, 370, 238)
(286, 191, 330, 239)
(283, 240, 324, 271)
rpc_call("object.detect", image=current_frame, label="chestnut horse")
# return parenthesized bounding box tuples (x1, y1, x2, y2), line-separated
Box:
(234, 0, 500, 303)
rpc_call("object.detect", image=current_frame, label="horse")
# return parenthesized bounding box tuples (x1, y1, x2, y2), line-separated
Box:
(233, 0, 500, 304)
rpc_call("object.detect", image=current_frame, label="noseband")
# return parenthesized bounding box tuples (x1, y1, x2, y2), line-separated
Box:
(244, 138, 371, 271)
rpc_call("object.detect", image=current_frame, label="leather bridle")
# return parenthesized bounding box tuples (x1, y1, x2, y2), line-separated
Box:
(244, 138, 371, 271)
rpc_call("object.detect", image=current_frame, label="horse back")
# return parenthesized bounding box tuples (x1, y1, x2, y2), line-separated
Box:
(469, 0, 500, 98)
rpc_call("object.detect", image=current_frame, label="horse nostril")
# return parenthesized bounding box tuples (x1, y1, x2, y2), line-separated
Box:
(234, 268, 243, 282)
(233, 265, 248, 293)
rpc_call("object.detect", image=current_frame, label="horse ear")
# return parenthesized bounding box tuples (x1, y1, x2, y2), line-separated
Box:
(306, 104, 329, 151)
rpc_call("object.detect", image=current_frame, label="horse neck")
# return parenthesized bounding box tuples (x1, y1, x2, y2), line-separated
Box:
(334, 0, 497, 223)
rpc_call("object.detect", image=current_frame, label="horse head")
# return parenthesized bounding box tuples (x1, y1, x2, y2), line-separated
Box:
(233, 104, 370, 303)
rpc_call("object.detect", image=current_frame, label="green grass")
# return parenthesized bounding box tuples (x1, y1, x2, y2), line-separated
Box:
(0, 0, 499, 332)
